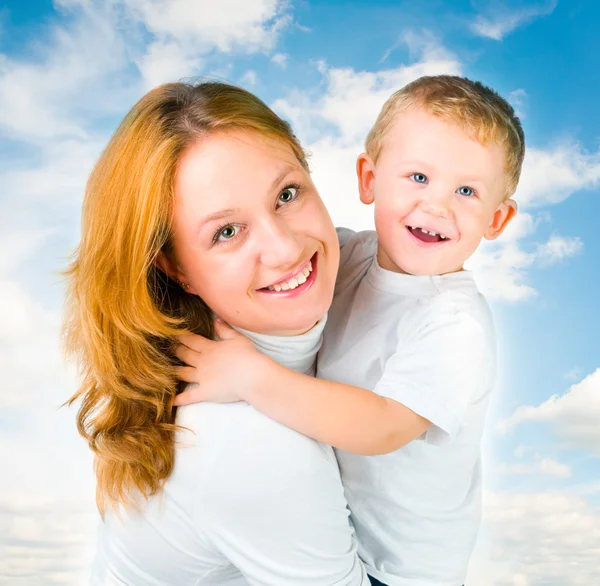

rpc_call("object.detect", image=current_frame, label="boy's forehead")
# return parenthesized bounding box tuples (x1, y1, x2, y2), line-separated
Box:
(382, 108, 507, 183)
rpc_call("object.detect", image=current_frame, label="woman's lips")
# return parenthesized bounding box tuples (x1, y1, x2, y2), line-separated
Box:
(258, 253, 318, 297)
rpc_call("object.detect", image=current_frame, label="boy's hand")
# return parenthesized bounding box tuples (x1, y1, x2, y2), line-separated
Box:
(173, 320, 269, 407)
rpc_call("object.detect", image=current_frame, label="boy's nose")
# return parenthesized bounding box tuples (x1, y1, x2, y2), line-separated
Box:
(418, 188, 453, 218)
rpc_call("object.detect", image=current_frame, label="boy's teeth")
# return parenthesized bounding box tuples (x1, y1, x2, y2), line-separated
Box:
(411, 226, 447, 239)
(266, 260, 313, 291)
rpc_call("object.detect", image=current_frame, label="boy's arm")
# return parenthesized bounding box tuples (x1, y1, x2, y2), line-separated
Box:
(173, 322, 430, 456)
(240, 362, 431, 455)
(174, 299, 492, 456)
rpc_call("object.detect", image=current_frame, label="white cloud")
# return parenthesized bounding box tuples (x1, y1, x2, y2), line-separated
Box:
(513, 445, 525, 458)
(466, 209, 584, 302)
(470, 0, 557, 41)
(240, 69, 258, 86)
(135, 39, 204, 88)
(271, 52, 288, 68)
(536, 235, 583, 265)
(0, 496, 97, 586)
(0, 281, 75, 410)
(122, 0, 289, 51)
(467, 239, 538, 301)
(564, 366, 583, 382)
(496, 457, 572, 478)
(497, 369, 600, 456)
(516, 143, 600, 208)
(508, 88, 527, 119)
(122, 0, 292, 88)
(274, 31, 462, 145)
(467, 491, 600, 585)
(0, 4, 129, 144)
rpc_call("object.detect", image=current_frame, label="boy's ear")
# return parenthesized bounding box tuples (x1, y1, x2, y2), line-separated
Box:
(357, 153, 376, 205)
(484, 198, 518, 240)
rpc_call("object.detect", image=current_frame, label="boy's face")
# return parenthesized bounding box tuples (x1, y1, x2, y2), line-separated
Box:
(358, 106, 517, 276)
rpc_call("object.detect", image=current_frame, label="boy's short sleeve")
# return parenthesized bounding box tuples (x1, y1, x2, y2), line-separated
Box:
(374, 292, 495, 444)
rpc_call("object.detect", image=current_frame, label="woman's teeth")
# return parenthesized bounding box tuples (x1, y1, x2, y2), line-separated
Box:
(267, 262, 313, 291)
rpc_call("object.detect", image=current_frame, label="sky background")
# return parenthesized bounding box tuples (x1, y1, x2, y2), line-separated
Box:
(1, 0, 599, 584)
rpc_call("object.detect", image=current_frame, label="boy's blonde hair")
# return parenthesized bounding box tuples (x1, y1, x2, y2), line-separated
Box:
(365, 75, 526, 197)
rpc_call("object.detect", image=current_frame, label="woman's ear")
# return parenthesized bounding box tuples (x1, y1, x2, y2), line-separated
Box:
(357, 153, 376, 205)
(155, 250, 179, 281)
(485, 198, 518, 240)
(155, 251, 197, 294)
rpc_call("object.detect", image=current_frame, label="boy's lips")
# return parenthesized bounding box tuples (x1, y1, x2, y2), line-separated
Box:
(406, 225, 451, 244)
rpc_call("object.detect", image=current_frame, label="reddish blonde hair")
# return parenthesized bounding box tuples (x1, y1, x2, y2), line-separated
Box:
(62, 81, 308, 513)
(365, 75, 526, 196)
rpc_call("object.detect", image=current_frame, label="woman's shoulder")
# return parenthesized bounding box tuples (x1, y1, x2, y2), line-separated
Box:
(175, 402, 338, 470)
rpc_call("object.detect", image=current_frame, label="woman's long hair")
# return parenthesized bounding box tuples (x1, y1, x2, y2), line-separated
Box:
(62, 81, 308, 514)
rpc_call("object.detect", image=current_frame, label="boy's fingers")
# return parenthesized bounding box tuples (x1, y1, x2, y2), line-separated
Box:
(174, 385, 206, 407)
(173, 344, 198, 365)
(176, 332, 211, 352)
(174, 365, 197, 383)
(214, 319, 240, 340)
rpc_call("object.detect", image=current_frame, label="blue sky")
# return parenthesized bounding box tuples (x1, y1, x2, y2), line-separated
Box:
(1, 1, 599, 584)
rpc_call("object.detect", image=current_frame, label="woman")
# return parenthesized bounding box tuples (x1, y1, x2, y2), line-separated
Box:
(63, 81, 369, 585)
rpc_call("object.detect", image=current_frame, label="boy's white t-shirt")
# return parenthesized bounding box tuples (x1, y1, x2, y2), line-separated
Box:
(318, 229, 497, 586)
(92, 317, 368, 586)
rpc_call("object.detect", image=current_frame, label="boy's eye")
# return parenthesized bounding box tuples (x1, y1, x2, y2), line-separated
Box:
(277, 186, 298, 206)
(409, 173, 428, 184)
(215, 224, 240, 242)
(457, 186, 474, 197)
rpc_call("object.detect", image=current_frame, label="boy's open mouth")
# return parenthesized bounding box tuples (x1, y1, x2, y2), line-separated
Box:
(407, 226, 449, 244)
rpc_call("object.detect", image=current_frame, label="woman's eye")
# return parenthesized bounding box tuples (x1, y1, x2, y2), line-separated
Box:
(216, 224, 239, 242)
(277, 186, 298, 206)
(409, 173, 428, 184)
(457, 186, 474, 197)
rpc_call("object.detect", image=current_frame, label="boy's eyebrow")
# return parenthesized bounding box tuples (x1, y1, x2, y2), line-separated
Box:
(398, 159, 433, 169)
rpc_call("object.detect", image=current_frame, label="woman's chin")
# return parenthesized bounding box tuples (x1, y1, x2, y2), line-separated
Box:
(256, 316, 326, 337)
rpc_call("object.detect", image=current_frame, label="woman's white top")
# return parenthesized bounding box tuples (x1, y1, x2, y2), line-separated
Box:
(91, 318, 368, 586)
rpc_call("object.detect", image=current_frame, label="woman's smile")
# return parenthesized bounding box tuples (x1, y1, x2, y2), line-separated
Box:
(258, 252, 318, 295)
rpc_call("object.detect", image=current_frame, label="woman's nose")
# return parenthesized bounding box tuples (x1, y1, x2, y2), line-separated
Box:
(258, 216, 304, 268)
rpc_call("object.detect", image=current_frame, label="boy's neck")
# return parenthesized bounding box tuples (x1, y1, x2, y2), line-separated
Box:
(377, 245, 465, 277)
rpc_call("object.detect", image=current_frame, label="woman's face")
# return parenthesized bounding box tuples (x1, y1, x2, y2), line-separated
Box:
(165, 130, 339, 336)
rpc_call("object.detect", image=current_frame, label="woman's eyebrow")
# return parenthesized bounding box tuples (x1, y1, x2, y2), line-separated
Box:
(197, 208, 239, 231)
(269, 164, 298, 192)
(195, 165, 298, 233)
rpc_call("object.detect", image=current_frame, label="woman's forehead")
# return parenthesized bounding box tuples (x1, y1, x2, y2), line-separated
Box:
(179, 130, 300, 174)
(173, 131, 305, 220)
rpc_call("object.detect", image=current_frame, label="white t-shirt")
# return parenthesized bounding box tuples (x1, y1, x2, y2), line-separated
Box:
(92, 318, 369, 586)
(318, 230, 497, 586)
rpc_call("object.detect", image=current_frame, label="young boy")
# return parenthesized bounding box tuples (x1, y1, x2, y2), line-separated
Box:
(175, 75, 525, 586)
